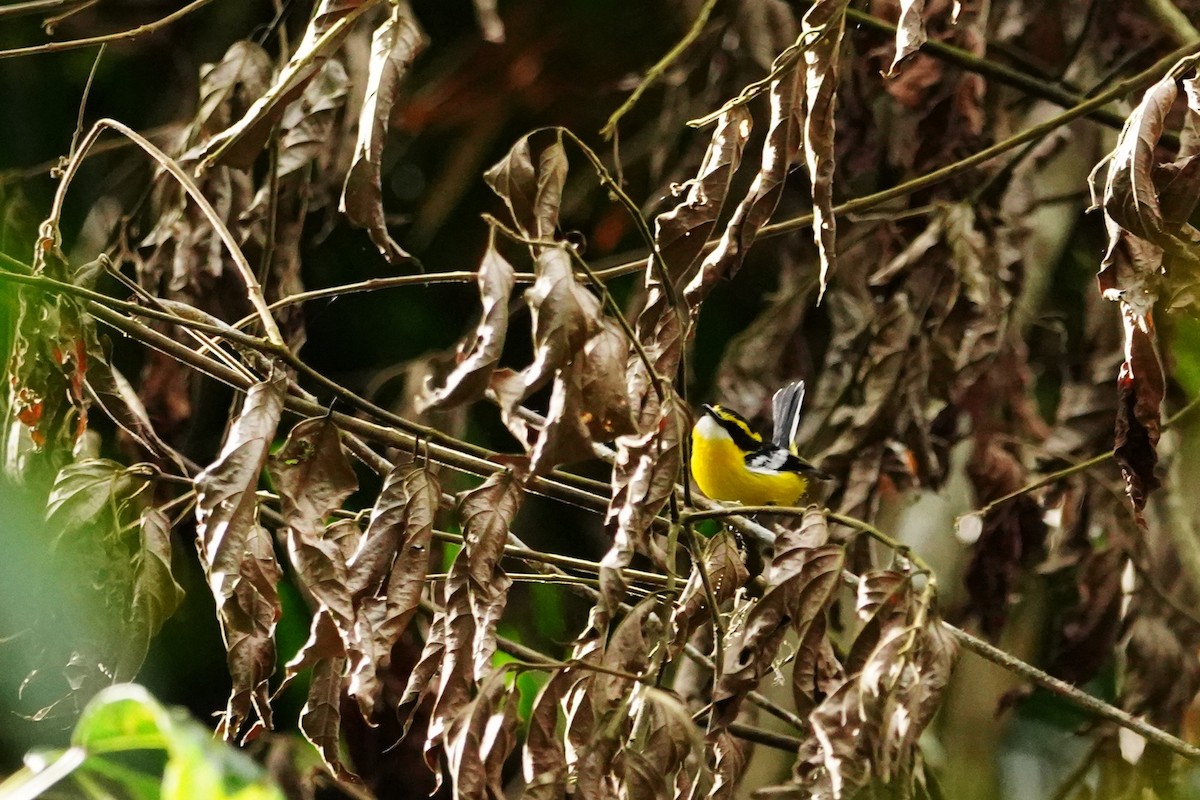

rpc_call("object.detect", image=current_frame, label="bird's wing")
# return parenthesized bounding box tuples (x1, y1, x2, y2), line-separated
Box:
(745, 447, 830, 479)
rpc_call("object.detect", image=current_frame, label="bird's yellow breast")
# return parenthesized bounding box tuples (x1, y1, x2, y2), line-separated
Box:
(691, 422, 807, 506)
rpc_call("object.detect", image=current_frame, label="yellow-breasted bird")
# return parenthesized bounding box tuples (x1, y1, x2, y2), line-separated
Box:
(690, 381, 830, 506)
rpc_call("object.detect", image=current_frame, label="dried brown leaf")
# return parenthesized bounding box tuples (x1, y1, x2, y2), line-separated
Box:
(284, 608, 356, 782)
(484, 130, 568, 240)
(397, 610, 447, 736)
(345, 462, 440, 718)
(712, 510, 844, 729)
(683, 63, 803, 315)
(631, 108, 753, 421)
(418, 230, 516, 412)
(670, 530, 748, 654)
(194, 374, 286, 740)
(800, 0, 848, 300)
(341, 1, 427, 263)
(887, 0, 928, 76)
(576, 597, 665, 797)
(269, 416, 358, 539)
(200, 2, 368, 170)
(522, 668, 578, 800)
(458, 470, 524, 677)
(708, 730, 750, 800)
(1114, 307, 1164, 511)
(598, 389, 687, 627)
(445, 670, 518, 800)
(622, 686, 707, 799)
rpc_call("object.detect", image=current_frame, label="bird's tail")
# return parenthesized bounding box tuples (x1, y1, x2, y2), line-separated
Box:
(771, 380, 806, 454)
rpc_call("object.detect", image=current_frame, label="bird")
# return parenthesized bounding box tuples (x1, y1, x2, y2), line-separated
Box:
(690, 381, 830, 506)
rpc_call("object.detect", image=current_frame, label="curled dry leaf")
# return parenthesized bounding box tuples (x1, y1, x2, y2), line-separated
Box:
(283, 609, 356, 782)
(457, 470, 524, 678)
(1114, 307, 1164, 511)
(622, 685, 709, 799)
(683, 61, 804, 317)
(484, 130, 568, 241)
(887, 0, 928, 76)
(270, 409, 360, 723)
(575, 597, 665, 798)
(445, 670, 520, 800)
(414, 473, 522, 778)
(712, 509, 844, 729)
(418, 230, 516, 412)
(708, 729, 750, 800)
(200, 1, 372, 171)
(345, 461, 441, 719)
(1089, 68, 1200, 512)
(341, 1, 428, 263)
(193, 374, 286, 740)
(670, 529, 748, 655)
(397, 610, 447, 737)
(598, 389, 687, 628)
(795, 591, 957, 798)
(631, 108, 752, 422)
(269, 416, 359, 541)
(800, 0, 849, 300)
(491, 246, 609, 472)
(523, 669, 579, 800)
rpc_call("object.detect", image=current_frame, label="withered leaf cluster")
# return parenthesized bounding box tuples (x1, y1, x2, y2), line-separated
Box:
(7, 0, 1200, 798)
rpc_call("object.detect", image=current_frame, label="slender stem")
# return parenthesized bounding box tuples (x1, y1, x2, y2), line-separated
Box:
(1141, 0, 1200, 46)
(49, 119, 286, 346)
(947, 625, 1200, 760)
(600, 0, 719, 139)
(0, 0, 217, 59)
(833, 4, 1130, 133)
(975, 452, 1113, 517)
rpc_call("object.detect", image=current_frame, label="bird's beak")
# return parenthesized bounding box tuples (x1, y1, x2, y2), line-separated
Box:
(701, 404, 719, 418)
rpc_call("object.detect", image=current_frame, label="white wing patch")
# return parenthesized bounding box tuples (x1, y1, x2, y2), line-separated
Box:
(746, 448, 791, 473)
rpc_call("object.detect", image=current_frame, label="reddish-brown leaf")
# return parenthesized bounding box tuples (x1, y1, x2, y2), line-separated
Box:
(887, 0, 928, 76)
(269, 416, 358, 540)
(418, 230, 516, 412)
(194, 375, 286, 740)
(345, 462, 440, 719)
(341, 1, 427, 263)
(800, 0, 849, 300)
(1114, 307, 1164, 511)
(711, 510, 844, 728)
